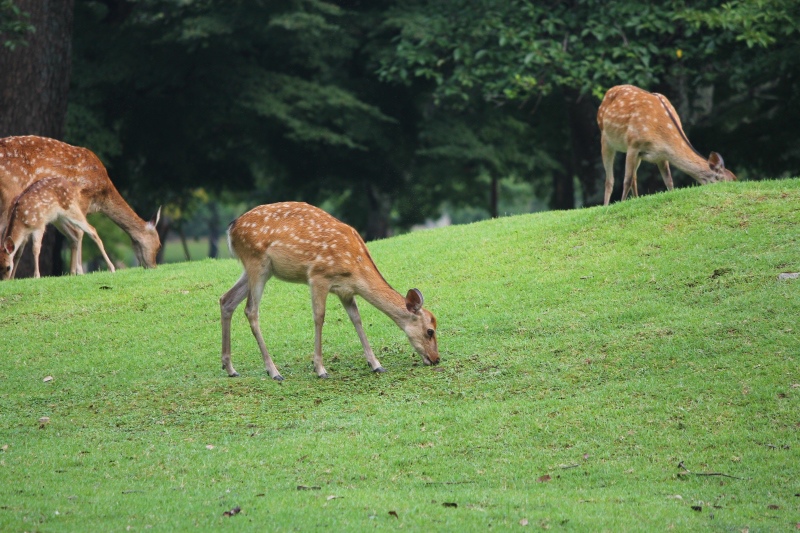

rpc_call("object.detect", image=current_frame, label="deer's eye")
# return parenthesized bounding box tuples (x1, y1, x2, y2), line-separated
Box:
(427, 329, 435, 338)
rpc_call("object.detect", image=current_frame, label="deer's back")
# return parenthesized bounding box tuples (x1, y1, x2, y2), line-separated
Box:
(230, 202, 375, 285)
(0, 136, 111, 212)
(9, 177, 83, 231)
(598, 85, 687, 159)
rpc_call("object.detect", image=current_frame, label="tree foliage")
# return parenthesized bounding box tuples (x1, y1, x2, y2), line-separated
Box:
(0, 0, 34, 49)
(378, 0, 800, 205)
(63, 0, 800, 240)
(68, 0, 414, 237)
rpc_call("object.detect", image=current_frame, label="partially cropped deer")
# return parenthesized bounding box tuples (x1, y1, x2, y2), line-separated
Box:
(597, 84, 736, 206)
(1, 177, 116, 279)
(220, 202, 440, 380)
(0, 136, 161, 275)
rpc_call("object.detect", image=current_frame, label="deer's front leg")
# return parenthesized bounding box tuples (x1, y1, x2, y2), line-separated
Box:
(243, 275, 283, 381)
(657, 160, 674, 191)
(621, 148, 640, 201)
(309, 281, 331, 378)
(81, 222, 115, 273)
(31, 230, 44, 278)
(54, 220, 81, 275)
(340, 296, 384, 373)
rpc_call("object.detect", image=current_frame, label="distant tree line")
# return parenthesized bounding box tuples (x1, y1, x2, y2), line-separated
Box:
(1, 0, 799, 275)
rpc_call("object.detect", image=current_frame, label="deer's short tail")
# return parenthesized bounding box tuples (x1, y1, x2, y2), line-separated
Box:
(226, 219, 238, 260)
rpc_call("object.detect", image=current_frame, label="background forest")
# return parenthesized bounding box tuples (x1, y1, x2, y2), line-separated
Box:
(1, 0, 799, 272)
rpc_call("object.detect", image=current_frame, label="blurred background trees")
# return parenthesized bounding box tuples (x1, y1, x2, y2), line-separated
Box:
(1, 0, 799, 271)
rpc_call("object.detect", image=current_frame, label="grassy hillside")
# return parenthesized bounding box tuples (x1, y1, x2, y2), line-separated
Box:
(1, 179, 798, 531)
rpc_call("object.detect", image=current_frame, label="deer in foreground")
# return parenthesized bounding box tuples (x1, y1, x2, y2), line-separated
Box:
(1, 177, 116, 279)
(220, 202, 440, 380)
(597, 84, 736, 206)
(0, 135, 161, 276)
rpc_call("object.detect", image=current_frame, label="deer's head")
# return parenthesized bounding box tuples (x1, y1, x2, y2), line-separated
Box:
(133, 207, 162, 268)
(707, 152, 737, 183)
(403, 289, 440, 366)
(0, 238, 16, 280)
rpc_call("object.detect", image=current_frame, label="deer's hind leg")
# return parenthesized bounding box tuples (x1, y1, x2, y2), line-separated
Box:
(220, 272, 249, 377)
(601, 135, 617, 206)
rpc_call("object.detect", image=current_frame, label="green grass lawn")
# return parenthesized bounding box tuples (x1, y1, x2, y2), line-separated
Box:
(1, 180, 798, 531)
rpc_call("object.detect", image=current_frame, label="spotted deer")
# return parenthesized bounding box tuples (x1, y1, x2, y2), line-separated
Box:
(220, 202, 440, 380)
(597, 84, 736, 206)
(0, 136, 161, 275)
(1, 177, 117, 279)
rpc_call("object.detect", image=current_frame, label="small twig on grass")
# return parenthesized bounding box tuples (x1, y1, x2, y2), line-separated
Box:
(424, 481, 475, 486)
(681, 472, 745, 480)
(560, 463, 580, 469)
(677, 461, 745, 480)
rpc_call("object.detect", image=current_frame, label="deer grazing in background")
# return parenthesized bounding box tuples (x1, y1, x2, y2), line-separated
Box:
(0, 135, 161, 276)
(597, 84, 736, 206)
(220, 202, 440, 380)
(1, 177, 117, 279)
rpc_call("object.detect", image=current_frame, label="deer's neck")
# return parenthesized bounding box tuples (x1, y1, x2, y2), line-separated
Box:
(357, 271, 411, 328)
(667, 146, 715, 183)
(98, 189, 148, 241)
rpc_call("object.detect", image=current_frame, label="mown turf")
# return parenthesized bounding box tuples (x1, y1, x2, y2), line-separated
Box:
(1, 179, 798, 531)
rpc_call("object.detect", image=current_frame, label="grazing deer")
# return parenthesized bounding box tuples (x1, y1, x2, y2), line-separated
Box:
(0, 135, 161, 275)
(597, 84, 736, 206)
(1, 177, 116, 279)
(220, 202, 440, 380)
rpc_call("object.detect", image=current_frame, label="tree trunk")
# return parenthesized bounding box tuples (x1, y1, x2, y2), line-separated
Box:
(208, 201, 219, 258)
(0, 0, 75, 277)
(565, 89, 602, 207)
(489, 175, 499, 218)
(365, 183, 391, 240)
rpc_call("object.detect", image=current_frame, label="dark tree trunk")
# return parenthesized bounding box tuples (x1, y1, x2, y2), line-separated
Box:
(0, 0, 75, 277)
(155, 216, 170, 264)
(489, 175, 499, 218)
(565, 89, 603, 207)
(208, 201, 219, 258)
(365, 183, 391, 240)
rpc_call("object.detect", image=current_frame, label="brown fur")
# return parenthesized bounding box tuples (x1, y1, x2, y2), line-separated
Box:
(0, 135, 161, 276)
(219, 201, 439, 380)
(597, 85, 736, 206)
(1, 177, 116, 279)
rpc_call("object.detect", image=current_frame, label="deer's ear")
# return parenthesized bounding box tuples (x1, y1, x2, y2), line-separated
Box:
(3, 237, 15, 255)
(708, 152, 725, 172)
(405, 288, 424, 313)
(148, 206, 162, 229)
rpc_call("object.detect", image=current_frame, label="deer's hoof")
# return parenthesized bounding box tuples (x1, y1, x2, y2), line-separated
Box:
(373, 366, 386, 374)
(318, 372, 329, 379)
(272, 374, 284, 382)
(226, 370, 240, 377)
